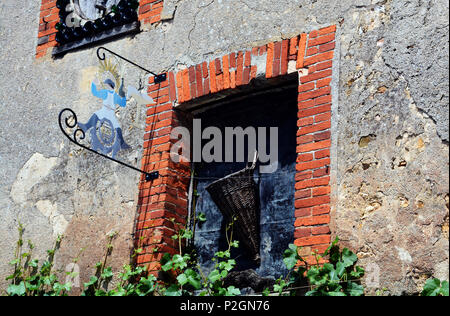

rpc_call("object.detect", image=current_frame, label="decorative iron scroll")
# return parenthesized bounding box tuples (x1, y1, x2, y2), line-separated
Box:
(59, 108, 159, 181)
(58, 47, 166, 181)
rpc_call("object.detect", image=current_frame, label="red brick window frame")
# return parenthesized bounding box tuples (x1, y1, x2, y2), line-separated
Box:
(134, 25, 337, 272)
(36, 0, 164, 59)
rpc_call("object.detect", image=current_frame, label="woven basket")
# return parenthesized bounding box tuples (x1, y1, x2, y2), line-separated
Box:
(206, 157, 261, 263)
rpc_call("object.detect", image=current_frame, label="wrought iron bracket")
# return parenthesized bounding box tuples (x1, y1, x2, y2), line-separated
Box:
(59, 108, 159, 181)
(96, 47, 167, 83)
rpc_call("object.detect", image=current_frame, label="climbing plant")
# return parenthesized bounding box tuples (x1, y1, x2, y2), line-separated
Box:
(5, 223, 72, 296)
(5, 221, 373, 296)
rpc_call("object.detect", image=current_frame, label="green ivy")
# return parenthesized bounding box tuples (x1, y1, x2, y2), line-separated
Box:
(6, 222, 372, 297)
(421, 278, 449, 297)
(5, 223, 72, 296)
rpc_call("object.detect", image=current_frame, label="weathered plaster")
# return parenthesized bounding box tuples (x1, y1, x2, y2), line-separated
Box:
(0, 0, 448, 294)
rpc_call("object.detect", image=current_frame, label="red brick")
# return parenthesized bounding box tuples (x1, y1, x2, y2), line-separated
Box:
(236, 51, 244, 85)
(318, 25, 337, 36)
(313, 167, 330, 178)
(202, 61, 209, 78)
(297, 135, 314, 145)
(266, 43, 274, 78)
(316, 61, 333, 72)
(289, 36, 299, 56)
(168, 72, 177, 102)
(209, 62, 217, 93)
(317, 77, 332, 88)
(245, 51, 252, 67)
(294, 227, 312, 238)
(195, 65, 203, 97)
(300, 69, 332, 84)
(298, 117, 314, 127)
(319, 42, 336, 53)
(314, 131, 331, 142)
(296, 158, 330, 172)
(307, 47, 319, 56)
(298, 104, 332, 119)
(281, 39, 289, 75)
(213, 59, 221, 75)
(296, 33, 307, 69)
(297, 153, 314, 163)
(297, 140, 331, 153)
(294, 235, 331, 247)
(296, 177, 330, 190)
(313, 186, 331, 196)
(312, 226, 331, 235)
(298, 86, 331, 102)
(230, 71, 236, 89)
(308, 34, 335, 47)
(303, 51, 334, 67)
(295, 207, 311, 218)
(189, 66, 196, 82)
(223, 55, 230, 89)
(182, 69, 190, 102)
(295, 215, 330, 227)
(312, 205, 331, 216)
(230, 52, 237, 68)
(298, 120, 331, 135)
(298, 82, 315, 93)
(295, 171, 312, 181)
(295, 189, 311, 200)
(315, 149, 330, 159)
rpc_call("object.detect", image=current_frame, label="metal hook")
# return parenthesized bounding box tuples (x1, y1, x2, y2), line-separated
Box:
(96, 47, 167, 84)
(42, 17, 49, 30)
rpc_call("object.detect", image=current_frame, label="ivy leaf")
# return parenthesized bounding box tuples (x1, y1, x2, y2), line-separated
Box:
(185, 269, 202, 290)
(197, 213, 207, 223)
(346, 281, 364, 296)
(83, 276, 98, 288)
(177, 273, 188, 286)
(230, 240, 239, 248)
(208, 270, 221, 284)
(101, 267, 114, 279)
(225, 286, 241, 296)
(341, 248, 358, 268)
(350, 266, 365, 279)
(327, 291, 347, 296)
(421, 278, 443, 296)
(262, 288, 271, 296)
(283, 244, 299, 270)
(323, 236, 339, 256)
(336, 261, 346, 278)
(164, 284, 182, 296)
(7, 282, 26, 296)
(439, 281, 449, 296)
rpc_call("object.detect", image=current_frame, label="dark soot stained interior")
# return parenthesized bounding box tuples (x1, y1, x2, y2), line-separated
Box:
(192, 85, 298, 280)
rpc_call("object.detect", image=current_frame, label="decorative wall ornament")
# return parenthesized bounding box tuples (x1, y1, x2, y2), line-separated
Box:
(55, 0, 139, 46)
(58, 47, 166, 181)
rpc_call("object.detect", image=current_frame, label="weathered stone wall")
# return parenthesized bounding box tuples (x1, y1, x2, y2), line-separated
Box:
(0, 0, 448, 295)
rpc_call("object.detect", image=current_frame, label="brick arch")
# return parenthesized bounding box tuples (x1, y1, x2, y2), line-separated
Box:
(134, 25, 337, 272)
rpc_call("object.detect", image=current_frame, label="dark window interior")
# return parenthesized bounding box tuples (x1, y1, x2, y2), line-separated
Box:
(191, 83, 298, 281)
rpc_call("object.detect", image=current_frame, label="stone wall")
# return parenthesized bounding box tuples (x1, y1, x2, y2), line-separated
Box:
(0, 0, 448, 295)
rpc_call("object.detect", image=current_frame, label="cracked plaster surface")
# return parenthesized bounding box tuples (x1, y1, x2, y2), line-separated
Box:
(0, 0, 448, 294)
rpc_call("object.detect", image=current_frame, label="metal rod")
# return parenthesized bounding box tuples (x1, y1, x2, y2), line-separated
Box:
(59, 108, 158, 181)
(96, 47, 167, 83)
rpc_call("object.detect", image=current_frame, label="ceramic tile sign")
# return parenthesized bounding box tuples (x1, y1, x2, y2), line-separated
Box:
(78, 58, 153, 158)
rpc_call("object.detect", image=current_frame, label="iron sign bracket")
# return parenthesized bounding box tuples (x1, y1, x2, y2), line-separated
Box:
(58, 47, 167, 182)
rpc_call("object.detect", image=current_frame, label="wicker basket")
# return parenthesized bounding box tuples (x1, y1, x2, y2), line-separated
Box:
(206, 155, 261, 263)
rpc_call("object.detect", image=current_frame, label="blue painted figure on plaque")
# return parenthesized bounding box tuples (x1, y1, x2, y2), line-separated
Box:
(78, 59, 153, 158)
